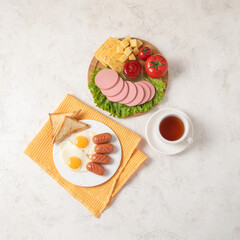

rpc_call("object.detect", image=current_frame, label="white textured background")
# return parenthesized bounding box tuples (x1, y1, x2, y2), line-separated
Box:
(1, 0, 240, 239)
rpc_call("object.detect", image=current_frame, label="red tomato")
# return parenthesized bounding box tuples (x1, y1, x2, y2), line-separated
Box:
(145, 54, 168, 78)
(138, 47, 152, 61)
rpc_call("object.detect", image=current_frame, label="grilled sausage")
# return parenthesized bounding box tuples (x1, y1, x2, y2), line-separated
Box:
(93, 133, 112, 144)
(91, 154, 110, 164)
(95, 144, 114, 154)
(86, 162, 105, 175)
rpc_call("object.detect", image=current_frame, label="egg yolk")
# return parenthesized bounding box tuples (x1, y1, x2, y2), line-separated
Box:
(68, 156, 81, 169)
(75, 136, 89, 148)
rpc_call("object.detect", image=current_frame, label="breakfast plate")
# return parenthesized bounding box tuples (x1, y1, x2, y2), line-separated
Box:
(88, 36, 168, 118)
(145, 108, 194, 155)
(53, 120, 122, 187)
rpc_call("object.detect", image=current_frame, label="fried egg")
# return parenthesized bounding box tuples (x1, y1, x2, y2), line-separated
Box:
(68, 130, 97, 155)
(60, 141, 91, 172)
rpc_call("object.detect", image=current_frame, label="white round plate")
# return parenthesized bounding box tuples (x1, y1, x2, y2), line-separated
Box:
(145, 108, 194, 155)
(53, 120, 122, 187)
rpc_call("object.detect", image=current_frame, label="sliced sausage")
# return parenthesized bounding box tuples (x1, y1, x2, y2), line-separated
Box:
(126, 83, 145, 106)
(140, 81, 155, 101)
(95, 144, 114, 154)
(93, 133, 112, 144)
(95, 69, 119, 90)
(107, 81, 129, 102)
(119, 81, 137, 104)
(101, 77, 124, 97)
(91, 154, 110, 164)
(86, 162, 105, 175)
(137, 81, 151, 105)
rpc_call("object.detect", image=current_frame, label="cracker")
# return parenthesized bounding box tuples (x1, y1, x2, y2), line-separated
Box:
(52, 116, 89, 143)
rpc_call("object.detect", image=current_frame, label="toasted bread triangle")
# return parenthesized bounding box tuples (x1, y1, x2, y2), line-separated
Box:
(49, 110, 81, 139)
(52, 116, 89, 143)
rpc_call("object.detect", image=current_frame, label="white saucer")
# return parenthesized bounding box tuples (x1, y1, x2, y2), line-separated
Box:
(145, 108, 194, 155)
(53, 120, 122, 187)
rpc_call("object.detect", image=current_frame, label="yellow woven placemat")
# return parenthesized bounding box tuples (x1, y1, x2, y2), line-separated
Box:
(24, 94, 147, 217)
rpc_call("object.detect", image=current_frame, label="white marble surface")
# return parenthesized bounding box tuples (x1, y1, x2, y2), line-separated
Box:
(1, 0, 240, 239)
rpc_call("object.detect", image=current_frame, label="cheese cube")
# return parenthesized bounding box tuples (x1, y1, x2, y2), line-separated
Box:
(129, 53, 136, 60)
(120, 39, 129, 49)
(137, 39, 143, 48)
(117, 45, 124, 53)
(119, 54, 128, 63)
(130, 39, 137, 48)
(125, 36, 131, 42)
(124, 46, 132, 56)
(132, 47, 139, 55)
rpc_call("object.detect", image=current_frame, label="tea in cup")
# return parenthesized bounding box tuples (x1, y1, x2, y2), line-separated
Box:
(157, 113, 192, 144)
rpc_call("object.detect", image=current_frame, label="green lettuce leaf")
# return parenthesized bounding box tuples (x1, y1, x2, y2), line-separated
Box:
(88, 69, 166, 118)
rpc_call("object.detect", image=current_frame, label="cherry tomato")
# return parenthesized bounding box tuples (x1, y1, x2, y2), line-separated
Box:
(145, 54, 168, 78)
(138, 47, 152, 61)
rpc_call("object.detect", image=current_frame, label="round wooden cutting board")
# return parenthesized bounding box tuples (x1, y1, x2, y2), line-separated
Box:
(88, 38, 168, 117)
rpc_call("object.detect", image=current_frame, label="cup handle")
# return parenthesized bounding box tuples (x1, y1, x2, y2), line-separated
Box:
(186, 137, 193, 144)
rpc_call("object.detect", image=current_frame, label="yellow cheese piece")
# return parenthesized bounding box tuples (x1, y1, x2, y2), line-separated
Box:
(125, 36, 131, 42)
(94, 37, 114, 65)
(119, 54, 128, 63)
(120, 39, 129, 49)
(99, 38, 120, 63)
(117, 45, 124, 53)
(94, 37, 112, 58)
(99, 38, 119, 56)
(130, 39, 137, 48)
(95, 48, 108, 65)
(129, 53, 136, 60)
(137, 39, 143, 48)
(132, 47, 139, 55)
(124, 46, 132, 56)
(107, 53, 124, 73)
(95, 51, 107, 65)
(101, 46, 117, 64)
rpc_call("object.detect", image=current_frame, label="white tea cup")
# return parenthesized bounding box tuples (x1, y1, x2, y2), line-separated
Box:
(156, 113, 193, 144)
